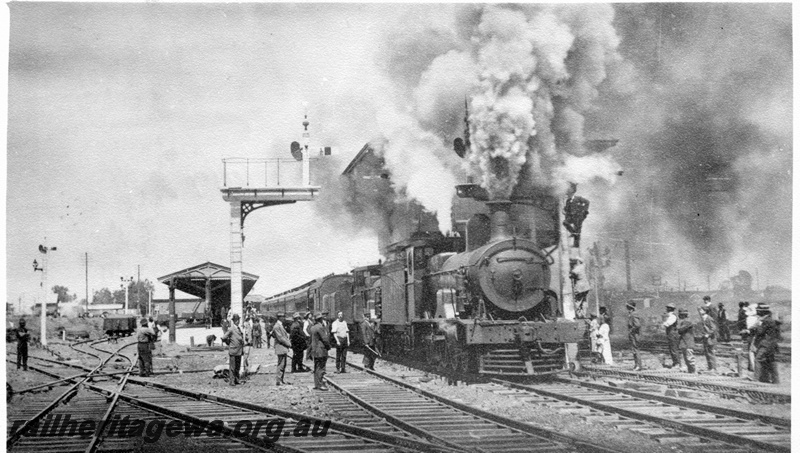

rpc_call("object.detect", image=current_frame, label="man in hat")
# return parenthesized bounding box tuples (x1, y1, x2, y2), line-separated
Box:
(303, 312, 313, 361)
(361, 313, 377, 370)
(272, 313, 292, 385)
(626, 301, 642, 371)
(737, 302, 751, 369)
(15, 319, 30, 371)
(289, 312, 308, 373)
(698, 306, 717, 372)
(331, 311, 350, 373)
(677, 309, 696, 373)
(701, 295, 718, 320)
(743, 303, 760, 372)
(241, 316, 254, 378)
(752, 304, 780, 383)
(717, 302, 730, 342)
(309, 312, 332, 390)
(661, 303, 680, 368)
(221, 313, 244, 385)
(136, 318, 155, 377)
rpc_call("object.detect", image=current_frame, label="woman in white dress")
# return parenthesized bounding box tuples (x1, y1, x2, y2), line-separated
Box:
(596, 316, 613, 365)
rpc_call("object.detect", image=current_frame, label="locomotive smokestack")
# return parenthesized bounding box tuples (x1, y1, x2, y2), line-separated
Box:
(487, 200, 513, 242)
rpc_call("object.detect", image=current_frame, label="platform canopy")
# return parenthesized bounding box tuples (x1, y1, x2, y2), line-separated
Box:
(157, 262, 258, 325)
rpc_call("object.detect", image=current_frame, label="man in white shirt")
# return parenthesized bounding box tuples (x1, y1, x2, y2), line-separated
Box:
(331, 311, 350, 373)
(661, 303, 680, 368)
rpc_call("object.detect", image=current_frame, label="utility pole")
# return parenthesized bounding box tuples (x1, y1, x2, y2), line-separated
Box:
(624, 240, 631, 291)
(85, 253, 89, 314)
(137, 265, 141, 315)
(121, 276, 133, 312)
(590, 241, 603, 317)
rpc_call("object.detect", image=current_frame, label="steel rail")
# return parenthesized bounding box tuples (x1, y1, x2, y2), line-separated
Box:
(6, 341, 136, 449)
(121, 378, 460, 453)
(554, 376, 790, 428)
(15, 349, 457, 453)
(337, 357, 623, 453)
(493, 378, 789, 453)
(14, 342, 303, 453)
(322, 375, 474, 452)
(13, 360, 293, 453)
(574, 366, 790, 404)
(84, 360, 137, 453)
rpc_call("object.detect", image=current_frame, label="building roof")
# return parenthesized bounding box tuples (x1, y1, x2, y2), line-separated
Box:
(342, 140, 388, 175)
(87, 304, 124, 310)
(156, 261, 259, 300)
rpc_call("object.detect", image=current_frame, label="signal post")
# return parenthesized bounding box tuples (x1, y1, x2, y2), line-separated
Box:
(220, 115, 323, 318)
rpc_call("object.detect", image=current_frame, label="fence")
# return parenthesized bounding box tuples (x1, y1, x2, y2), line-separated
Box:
(222, 157, 321, 188)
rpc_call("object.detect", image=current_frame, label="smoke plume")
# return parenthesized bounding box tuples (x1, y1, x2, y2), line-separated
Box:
(585, 4, 792, 289)
(311, 4, 791, 291)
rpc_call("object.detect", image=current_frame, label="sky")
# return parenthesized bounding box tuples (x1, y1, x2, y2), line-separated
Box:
(7, 3, 403, 310)
(5, 3, 794, 313)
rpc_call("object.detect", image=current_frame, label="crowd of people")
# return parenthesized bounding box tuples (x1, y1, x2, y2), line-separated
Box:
(655, 296, 780, 383)
(219, 310, 381, 390)
(586, 296, 782, 385)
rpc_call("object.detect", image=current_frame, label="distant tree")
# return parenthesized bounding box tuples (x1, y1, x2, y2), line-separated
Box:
(128, 280, 155, 316)
(52, 285, 75, 303)
(92, 288, 114, 305)
(113, 289, 125, 306)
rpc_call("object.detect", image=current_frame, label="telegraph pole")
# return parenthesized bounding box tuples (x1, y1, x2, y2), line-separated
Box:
(624, 240, 631, 291)
(85, 253, 89, 313)
(121, 276, 133, 312)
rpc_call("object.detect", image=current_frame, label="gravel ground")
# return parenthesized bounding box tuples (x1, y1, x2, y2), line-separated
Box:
(345, 349, 789, 453)
(9, 339, 790, 453)
(139, 344, 340, 421)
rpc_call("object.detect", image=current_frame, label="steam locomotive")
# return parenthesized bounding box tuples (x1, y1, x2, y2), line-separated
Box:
(261, 192, 587, 376)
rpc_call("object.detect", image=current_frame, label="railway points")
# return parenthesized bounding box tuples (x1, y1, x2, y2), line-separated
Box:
(8, 339, 460, 453)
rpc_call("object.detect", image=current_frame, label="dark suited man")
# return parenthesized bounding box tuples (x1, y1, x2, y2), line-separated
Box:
(15, 319, 30, 371)
(310, 312, 331, 391)
(360, 313, 377, 370)
(289, 312, 309, 373)
(626, 301, 642, 371)
(221, 314, 244, 385)
(272, 313, 292, 385)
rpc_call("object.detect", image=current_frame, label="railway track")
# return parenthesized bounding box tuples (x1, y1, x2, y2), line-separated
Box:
(326, 357, 621, 453)
(606, 339, 791, 363)
(8, 340, 456, 453)
(490, 377, 789, 453)
(573, 364, 790, 404)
